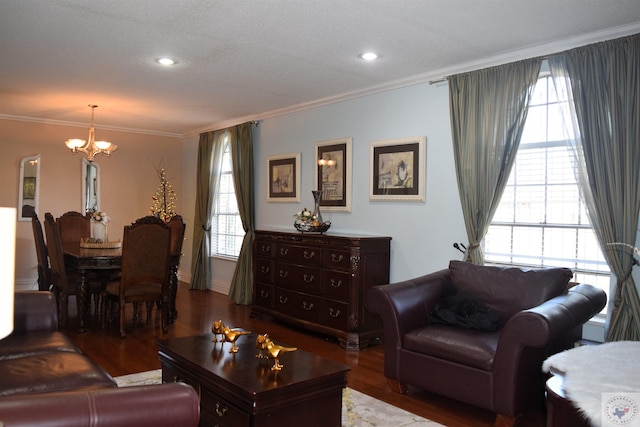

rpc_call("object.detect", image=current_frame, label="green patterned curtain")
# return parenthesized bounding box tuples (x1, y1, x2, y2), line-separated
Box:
(189, 130, 225, 290)
(548, 34, 640, 341)
(228, 122, 255, 305)
(449, 58, 542, 264)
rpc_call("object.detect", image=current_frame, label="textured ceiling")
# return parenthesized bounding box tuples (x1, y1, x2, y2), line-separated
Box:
(1, 0, 639, 136)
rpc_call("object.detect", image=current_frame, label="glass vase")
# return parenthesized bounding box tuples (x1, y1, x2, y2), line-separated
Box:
(311, 190, 323, 224)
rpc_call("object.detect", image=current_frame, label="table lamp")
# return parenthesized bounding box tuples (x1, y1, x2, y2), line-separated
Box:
(0, 207, 16, 340)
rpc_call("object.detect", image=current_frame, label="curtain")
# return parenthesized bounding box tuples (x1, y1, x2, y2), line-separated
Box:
(449, 58, 542, 264)
(548, 34, 640, 341)
(228, 122, 255, 305)
(189, 130, 225, 290)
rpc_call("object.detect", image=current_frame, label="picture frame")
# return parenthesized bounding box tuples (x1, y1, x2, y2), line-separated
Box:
(315, 137, 352, 212)
(370, 136, 426, 202)
(22, 177, 36, 199)
(267, 153, 300, 202)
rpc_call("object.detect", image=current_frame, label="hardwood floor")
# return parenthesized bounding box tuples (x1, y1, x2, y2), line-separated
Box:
(65, 283, 546, 427)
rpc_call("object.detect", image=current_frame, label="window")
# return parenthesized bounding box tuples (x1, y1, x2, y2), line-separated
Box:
(211, 140, 245, 257)
(484, 73, 611, 311)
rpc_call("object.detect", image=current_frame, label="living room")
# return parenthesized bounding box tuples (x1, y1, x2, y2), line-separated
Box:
(2, 2, 640, 425)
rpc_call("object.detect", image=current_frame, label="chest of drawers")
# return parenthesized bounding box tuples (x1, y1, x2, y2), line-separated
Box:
(252, 230, 391, 350)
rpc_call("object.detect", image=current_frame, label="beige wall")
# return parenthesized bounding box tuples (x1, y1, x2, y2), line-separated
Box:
(1, 118, 184, 289)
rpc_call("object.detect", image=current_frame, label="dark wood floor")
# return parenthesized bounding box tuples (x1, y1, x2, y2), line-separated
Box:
(65, 283, 545, 427)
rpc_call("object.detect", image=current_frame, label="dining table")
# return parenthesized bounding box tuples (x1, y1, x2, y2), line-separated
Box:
(62, 241, 122, 333)
(62, 241, 181, 333)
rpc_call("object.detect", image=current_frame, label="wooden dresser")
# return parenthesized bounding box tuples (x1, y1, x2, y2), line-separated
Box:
(252, 230, 391, 350)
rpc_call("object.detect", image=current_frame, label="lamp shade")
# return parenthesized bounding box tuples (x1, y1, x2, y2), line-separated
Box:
(0, 207, 16, 340)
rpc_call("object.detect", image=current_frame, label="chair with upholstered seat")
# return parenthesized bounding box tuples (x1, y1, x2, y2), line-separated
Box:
(167, 215, 186, 323)
(31, 213, 52, 291)
(102, 216, 171, 338)
(56, 211, 90, 243)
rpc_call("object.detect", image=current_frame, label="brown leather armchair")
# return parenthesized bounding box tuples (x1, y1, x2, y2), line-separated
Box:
(365, 261, 607, 427)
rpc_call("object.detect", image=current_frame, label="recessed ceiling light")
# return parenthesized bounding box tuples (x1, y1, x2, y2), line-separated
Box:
(157, 57, 177, 66)
(360, 52, 378, 61)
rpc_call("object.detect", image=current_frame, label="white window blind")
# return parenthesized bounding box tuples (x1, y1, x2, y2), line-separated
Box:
(484, 74, 610, 310)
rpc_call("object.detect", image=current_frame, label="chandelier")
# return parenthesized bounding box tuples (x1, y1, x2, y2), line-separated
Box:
(64, 105, 118, 162)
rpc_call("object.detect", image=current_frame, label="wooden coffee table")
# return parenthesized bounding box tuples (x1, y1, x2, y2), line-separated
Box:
(157, 334, 350, 427)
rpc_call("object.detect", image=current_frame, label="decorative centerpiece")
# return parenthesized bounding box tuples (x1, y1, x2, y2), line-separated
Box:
(255, 334, 297, 371)
(293, 190, 331, 233)
(90, 211, 110, 242)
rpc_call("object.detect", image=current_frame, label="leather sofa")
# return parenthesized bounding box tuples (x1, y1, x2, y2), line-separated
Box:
(365, 261, 607, 427)
(0, 291, 200, 426)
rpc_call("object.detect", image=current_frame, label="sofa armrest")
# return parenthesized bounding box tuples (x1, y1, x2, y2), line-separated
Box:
(491, 283, 607, 416)
(13, 291, 58, 334)
(0, 383, 200, 427)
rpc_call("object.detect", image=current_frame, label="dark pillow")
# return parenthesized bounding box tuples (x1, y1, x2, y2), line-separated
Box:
(448, 260, 572, 322)
(431, 293, 501, 331)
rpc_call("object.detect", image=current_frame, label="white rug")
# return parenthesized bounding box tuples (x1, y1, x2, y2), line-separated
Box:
(115, 370, 444, 427)
(543, 341, 640, 426)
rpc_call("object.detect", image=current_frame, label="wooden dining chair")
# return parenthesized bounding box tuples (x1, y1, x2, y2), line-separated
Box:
(167, 214, 186, 323)
(102, 216, 171, 338)
(31, 213, 52, 291)
(43, 213, 78, 328)
(56, 211, 90, 243)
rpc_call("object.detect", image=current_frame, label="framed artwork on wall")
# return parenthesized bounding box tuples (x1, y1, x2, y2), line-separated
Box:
(267, 153, 301, 202)
(370, 136, 426, 202)
(315, 137, 352, 212)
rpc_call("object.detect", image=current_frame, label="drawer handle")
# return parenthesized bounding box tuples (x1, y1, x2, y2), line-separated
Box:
(280, 248, 289, 256)
(331, 253, 344, 263)
(261, 244, 271, 253)
(279, 296, 289, 304)
(329, 308, 341, 318)
(215, 402, 228, 418)
(279, 270, 289, 278)
(261, 266, 270, 273)
(260, 290, 270, 298)
(303, 274, 315, 283)
(330, 279, 343, 288)
(302, 301, 314, 311)
(303, 250, 315, 259)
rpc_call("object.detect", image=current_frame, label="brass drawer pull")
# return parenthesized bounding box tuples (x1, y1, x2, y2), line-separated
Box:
(329, 308, 341, 318)
(279, 296, 289, 304)
(303, 274, 315, 283)
(280, 248, 289, 256)
(330, 279, 343, 288)
(302, 301, 314, 311)
(260, 266, 270, 273)
(303, 250, 315, 259)
(215, 402, 228, 417)
(279, 270, 289, 278)
(260, 290, 270, 298)
(331, 253, 344, 263)
(260, 244, 271, 253)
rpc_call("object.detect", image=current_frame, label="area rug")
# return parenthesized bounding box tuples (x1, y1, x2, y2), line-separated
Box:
(115, 369, 444, 426)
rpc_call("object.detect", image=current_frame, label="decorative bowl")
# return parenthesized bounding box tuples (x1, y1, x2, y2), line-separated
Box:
(294, 221, 331, 234)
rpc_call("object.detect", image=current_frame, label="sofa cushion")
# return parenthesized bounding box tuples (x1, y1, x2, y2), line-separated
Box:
(448, 260, 572, 323)
(0, 352, 116, 397)
(0, 331, 80, 360)
(404, 324, 500, 371)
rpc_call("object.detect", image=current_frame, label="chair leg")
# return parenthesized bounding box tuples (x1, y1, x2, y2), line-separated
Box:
(146, 301, 153, 324)
(133, 302, 140, 324)
(161, 296, 168, 334)
(119, 301, 126, 338)
(495, 413, 519, 427)
(387, 378, 408, 394)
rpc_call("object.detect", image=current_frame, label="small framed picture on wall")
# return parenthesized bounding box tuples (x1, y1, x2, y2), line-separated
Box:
(267, 153, 301, 202)
(370, 136, 426, 202)
(315, 137, 352, 212)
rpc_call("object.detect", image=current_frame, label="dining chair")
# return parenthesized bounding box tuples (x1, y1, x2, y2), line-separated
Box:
(31, 213, 52, 291)
(102, 216, 172, 338)
(167, 214, 186, 323)
(56, 211, 90, 243)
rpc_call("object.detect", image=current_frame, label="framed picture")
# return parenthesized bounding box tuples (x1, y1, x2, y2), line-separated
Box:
(370, 136, 426, 201)
(267, 153, 300, 202)
(315, 137, 352, 212)
(22, 177, 36, 199)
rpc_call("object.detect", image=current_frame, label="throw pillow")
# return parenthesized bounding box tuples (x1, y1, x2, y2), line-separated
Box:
(431, 294, 501, 331)
(448, 260, 572, 323)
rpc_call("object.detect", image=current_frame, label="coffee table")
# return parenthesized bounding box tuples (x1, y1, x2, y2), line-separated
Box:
(157, 334, 350, 427)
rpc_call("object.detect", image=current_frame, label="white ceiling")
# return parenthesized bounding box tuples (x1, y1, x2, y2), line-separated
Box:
(1, 0, 639, 137)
